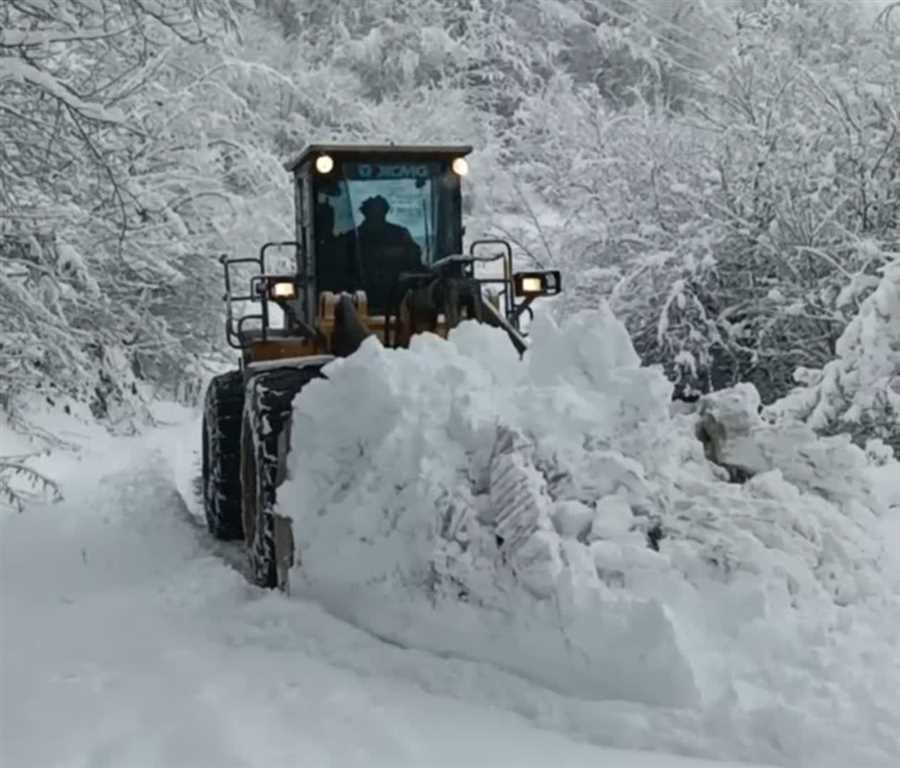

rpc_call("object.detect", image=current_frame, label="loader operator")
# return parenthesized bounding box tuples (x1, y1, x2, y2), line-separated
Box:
(354, 195, 422, 311)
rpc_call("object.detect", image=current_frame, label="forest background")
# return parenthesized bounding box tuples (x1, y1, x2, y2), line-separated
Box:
(2, 0, 898, 499)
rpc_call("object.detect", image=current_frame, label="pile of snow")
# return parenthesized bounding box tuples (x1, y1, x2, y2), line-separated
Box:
(767, 259, 900, 455)
(2, 412, 782, 768)
(279, 304, 900, 767)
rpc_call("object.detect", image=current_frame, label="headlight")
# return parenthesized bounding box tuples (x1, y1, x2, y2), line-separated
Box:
(315, 154, 334, 174)
(451, 157, 469, 176)
(269, 281, 297, 300)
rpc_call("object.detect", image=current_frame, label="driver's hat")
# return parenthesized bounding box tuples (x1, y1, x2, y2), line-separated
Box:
(360, 195, 390, 215)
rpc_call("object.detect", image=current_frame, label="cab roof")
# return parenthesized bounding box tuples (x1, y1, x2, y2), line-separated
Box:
(284, 143, 473, 173)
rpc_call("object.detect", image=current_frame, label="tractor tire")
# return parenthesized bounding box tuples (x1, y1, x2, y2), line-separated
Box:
(241, 365, 325, 589)
(202, 370, 246, 540)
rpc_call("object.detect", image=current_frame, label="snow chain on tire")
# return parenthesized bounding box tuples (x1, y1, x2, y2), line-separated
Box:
(242, 365, 325, 590)
(202, 370, 245, 540)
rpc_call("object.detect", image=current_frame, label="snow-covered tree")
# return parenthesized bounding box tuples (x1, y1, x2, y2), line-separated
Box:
(690, 0, 900, 399)
(499, 0, 899, 401)
(766, 258, 900, 455)
(3, 0, 897, 440)
(1, 1, 240, 423)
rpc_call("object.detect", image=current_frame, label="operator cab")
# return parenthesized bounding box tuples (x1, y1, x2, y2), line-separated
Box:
(219, 143, 561, 362)
(285, 144, 471, 315)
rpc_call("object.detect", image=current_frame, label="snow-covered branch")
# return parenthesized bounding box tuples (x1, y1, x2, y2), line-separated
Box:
(0, 453, 62, 512)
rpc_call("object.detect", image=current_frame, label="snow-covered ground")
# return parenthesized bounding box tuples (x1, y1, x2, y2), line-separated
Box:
(2, 407, 776, 768)
(2, 307, 899, 768)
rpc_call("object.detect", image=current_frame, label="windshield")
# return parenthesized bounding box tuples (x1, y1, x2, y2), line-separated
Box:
(312, 160, 462, 312)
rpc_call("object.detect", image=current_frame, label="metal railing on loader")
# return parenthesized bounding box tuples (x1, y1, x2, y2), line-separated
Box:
(221, 241, 305, 350)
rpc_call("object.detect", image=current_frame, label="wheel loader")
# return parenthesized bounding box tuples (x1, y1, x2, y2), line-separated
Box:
(201, 144, 562, 590)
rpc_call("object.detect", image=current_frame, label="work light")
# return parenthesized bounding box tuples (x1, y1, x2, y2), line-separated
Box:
(513, 270, 562, 298)
(268, 280, 297, 300)
(451, 157, 469, 176)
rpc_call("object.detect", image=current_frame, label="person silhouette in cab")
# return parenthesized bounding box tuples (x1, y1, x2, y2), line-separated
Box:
(355, 195, 422, 310)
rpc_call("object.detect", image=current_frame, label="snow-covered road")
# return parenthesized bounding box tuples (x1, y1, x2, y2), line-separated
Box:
(1, 413, 773, 768)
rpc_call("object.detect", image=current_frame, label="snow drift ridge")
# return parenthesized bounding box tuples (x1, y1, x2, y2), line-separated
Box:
(279, 304, 900, 767)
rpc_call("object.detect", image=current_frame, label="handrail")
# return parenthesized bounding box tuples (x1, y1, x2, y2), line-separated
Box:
(220, 241, 304, 349)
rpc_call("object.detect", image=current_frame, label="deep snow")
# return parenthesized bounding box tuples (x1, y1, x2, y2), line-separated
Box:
(3, 305, 899, 768)
(279, 305, 900, 768)
(1, 407, 776, 768)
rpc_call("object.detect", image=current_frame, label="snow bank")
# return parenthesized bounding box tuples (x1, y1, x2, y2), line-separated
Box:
(280, 304, 900, 766)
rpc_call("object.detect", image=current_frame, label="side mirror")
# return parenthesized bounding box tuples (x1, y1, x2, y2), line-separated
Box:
(513, 270, 562, 298)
